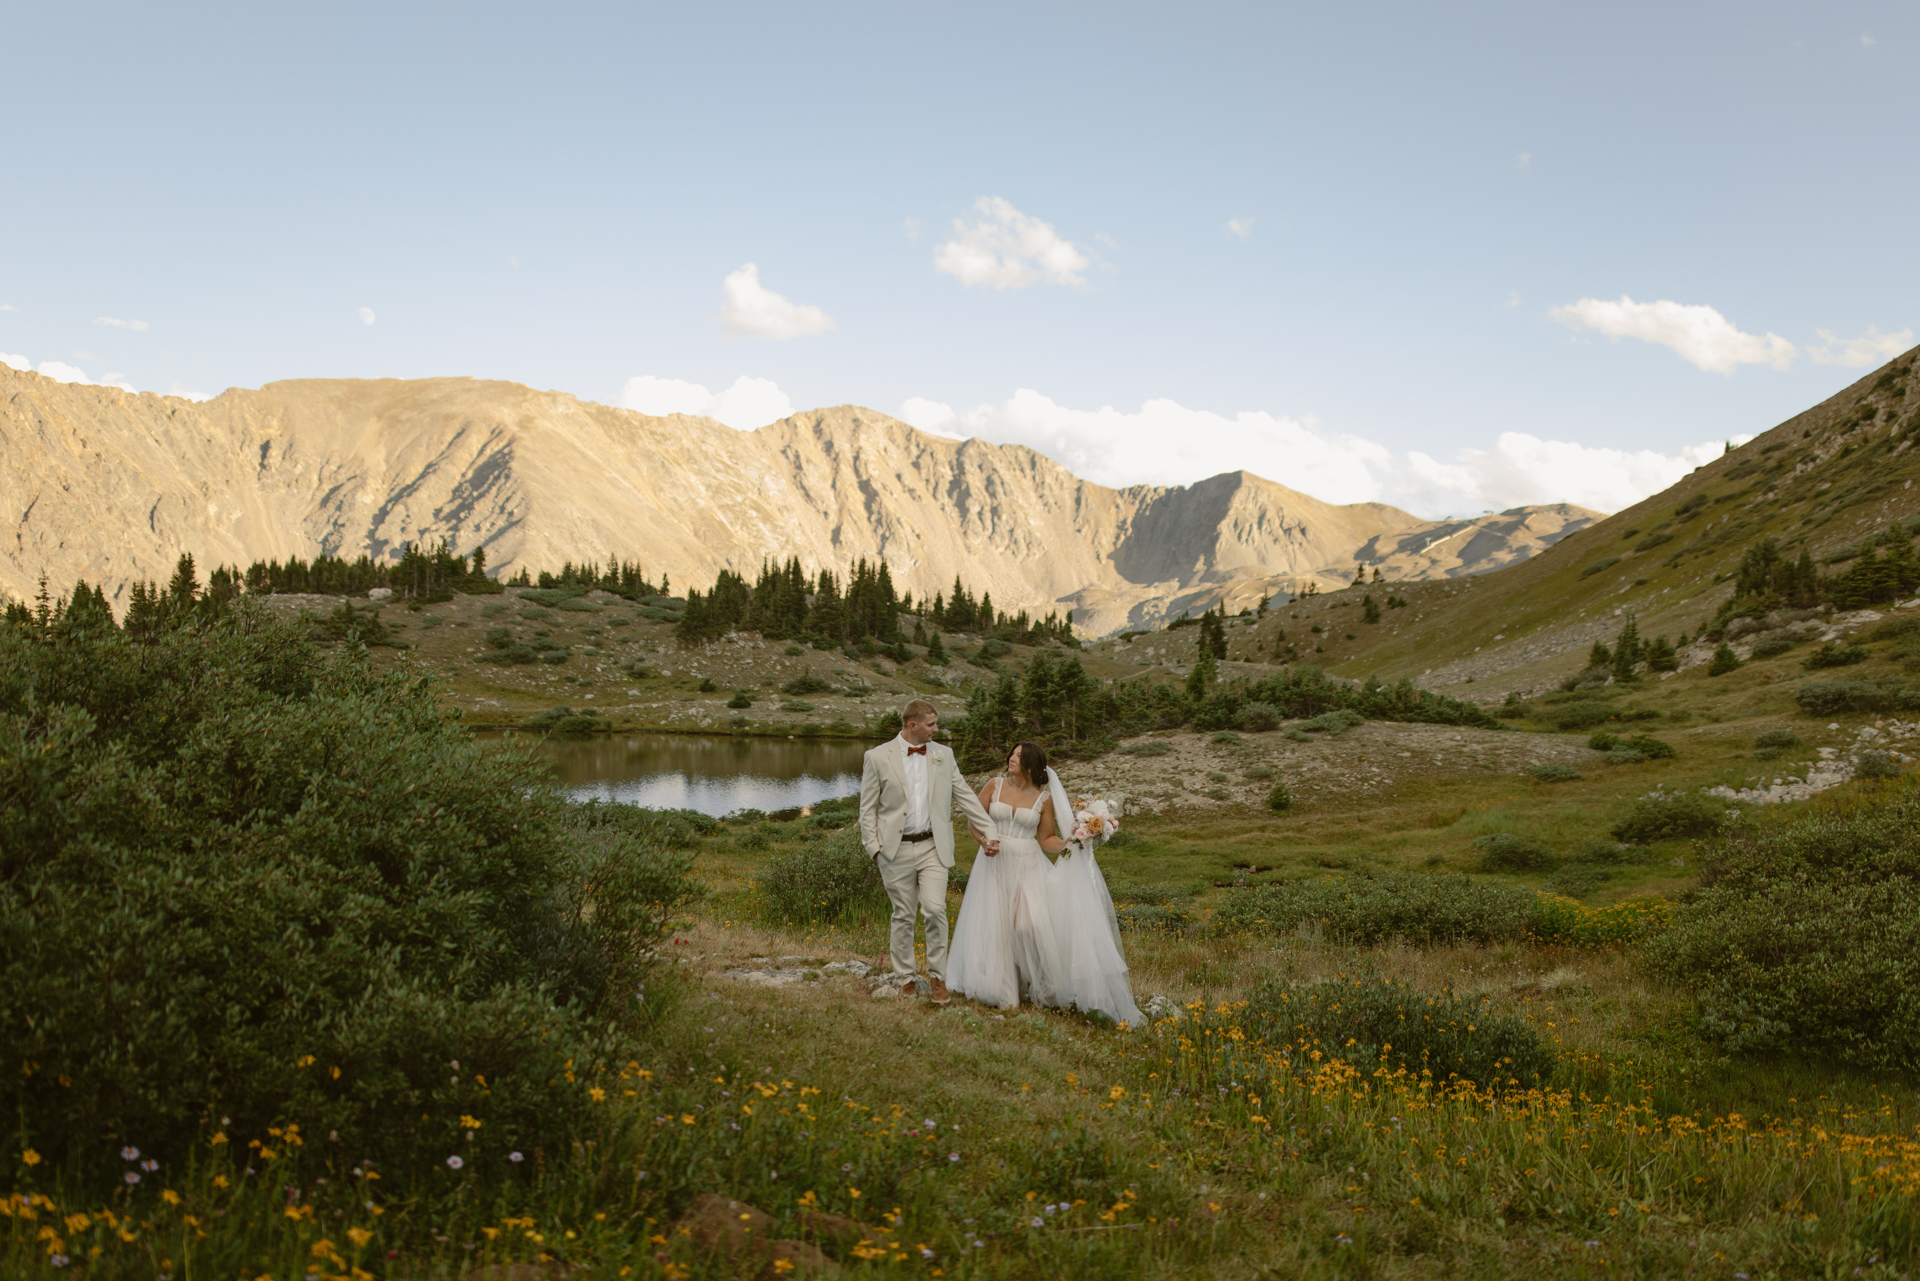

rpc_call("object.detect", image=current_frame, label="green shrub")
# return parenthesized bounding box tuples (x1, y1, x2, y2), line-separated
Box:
(1587, 731, 1619, 751)
(1551, 702, 1615, 731)
(1579, 556, 1623, 580)
(781, 700, 816, 713)
(1530, 762, 1583, 782)
(1803, 642, 1869, 670)
(1544, 863, 1610, 898)
(484, 626, 513, 647)
(697, 676, 717, 692)
(1241, 976, 1553, 1089)
(756, 830, 890, 927)
(782, 672, 833, 696)
(1633, 531, 1674, 553)
(0, 606, 693, 1188)
(1624, 734, 1676, 760)
(1645, 789, 1920, 1070)
(539, 648, 571, 665)
(1210, 873, 1539, 945)
(1266, 782, 1292, 812)
(1298, 708, 1365, 734)
(1119, 739, 1174, 757)
(1244, 765, 1276, 781)
(554, 596, 602, 613)
(1754, 728, 1801, 748)
(1611, 792, 1723, 844)
(1566, 838, 1630, 864)
(1856, 749, 1905, 780)
(1472, 832, 1557, 872)
(526, 704, 602, 735)
(1796, 679, 1910, 715)
(1751, 746, 1786, 762)
(1210, 730, 1243, 745)
(1232, 701, 1282, 732)
(1707, 643, 1742, 676)
(1601, 747, 1647, 765)
(727, 690, 754, 708)
(1750, 635, 1795, 658)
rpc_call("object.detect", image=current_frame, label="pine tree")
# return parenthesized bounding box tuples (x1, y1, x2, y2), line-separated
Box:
(926, 630, 949, 665)
(1185, 651, 1217, 700)
(167, 554, 199, 603)
(1588, 639, 1612, 668)
(1362, 594, 1381, 623)
(1645, 635, 1679, 672)
(1611, 615, 1643, 683)
(1707, 642, 1741, 676)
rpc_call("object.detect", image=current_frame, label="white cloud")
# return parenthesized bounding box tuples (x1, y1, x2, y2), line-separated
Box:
(933, 197, 1090, 290)
(169, 383, 214, 402)
(898, 390, 1390, 503)
(903, 217, 922, 242)
(1, 352, 29, 371)
(1551, 295, 1796, 373)
(620, 374, 794, 430)
(1809, 325, 1913, 368)
(1401, 432, 1749, 516)
(898, 387, 1748, 519)
(1861, 33, 1876, 46)
(359, 307, 376, 326)
(717, 263, 834, 340)
(1515, 152, 1531, 170)
(1227, 217, 1254, 240)
(0, 303, 16, 312)
(93, 316, 149, 331)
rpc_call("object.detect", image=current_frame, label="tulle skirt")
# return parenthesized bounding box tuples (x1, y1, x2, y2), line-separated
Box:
(947, 837, 1061, 1010)
(1046, 848, 1145, 1028)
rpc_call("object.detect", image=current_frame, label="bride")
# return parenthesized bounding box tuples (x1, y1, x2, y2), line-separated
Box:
(945, 741, 1144, 1028)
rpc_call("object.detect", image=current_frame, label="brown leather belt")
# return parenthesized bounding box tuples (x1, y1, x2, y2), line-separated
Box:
(900, 830, 935, 843)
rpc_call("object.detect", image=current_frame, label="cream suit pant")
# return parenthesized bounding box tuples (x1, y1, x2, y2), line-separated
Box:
(878, 836, 948, 978)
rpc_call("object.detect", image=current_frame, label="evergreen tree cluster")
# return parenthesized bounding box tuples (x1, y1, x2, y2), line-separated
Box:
(1712, 529, 1920, 625)
(239, 541, 506, 600)
(673, 563, 1079, 650)
(951, 654, 1499, 770)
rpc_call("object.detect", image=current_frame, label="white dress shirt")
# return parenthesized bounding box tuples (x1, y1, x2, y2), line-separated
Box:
(897, 734, 931, 834)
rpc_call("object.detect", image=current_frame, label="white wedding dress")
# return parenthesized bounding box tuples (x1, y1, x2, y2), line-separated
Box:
(946, 774, 1144, 1028)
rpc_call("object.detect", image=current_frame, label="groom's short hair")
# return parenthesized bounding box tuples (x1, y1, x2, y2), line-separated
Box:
(901, 698, 937, 726)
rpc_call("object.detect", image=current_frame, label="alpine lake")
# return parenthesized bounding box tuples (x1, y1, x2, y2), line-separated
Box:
(475, 729, 870, 817)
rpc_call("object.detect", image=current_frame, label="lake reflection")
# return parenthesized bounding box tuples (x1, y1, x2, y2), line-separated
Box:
(477, 731, 871, 816)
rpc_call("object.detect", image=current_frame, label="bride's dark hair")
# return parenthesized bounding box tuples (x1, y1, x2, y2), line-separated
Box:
(1012, 741, 1049, 785)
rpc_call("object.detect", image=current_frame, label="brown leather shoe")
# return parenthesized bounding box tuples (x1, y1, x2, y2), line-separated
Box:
(929, 978, 951, 1005)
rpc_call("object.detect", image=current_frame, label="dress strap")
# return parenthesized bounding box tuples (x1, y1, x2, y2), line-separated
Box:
(992, 776, 1004, 805)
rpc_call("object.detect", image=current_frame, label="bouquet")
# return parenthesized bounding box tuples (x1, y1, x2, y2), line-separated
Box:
(1065, 796, 1121, 856)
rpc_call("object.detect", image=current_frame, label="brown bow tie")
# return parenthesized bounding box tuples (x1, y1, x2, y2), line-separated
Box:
(907, 745, 928, 756)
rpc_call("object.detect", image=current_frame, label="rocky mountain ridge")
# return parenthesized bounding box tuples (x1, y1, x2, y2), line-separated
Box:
(0, 367, 1595, 635)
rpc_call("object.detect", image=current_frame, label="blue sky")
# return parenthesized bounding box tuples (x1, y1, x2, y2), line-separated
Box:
(3, 1, 1914, 517)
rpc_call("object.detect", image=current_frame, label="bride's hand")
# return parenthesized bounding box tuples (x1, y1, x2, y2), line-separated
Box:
(983, 840, 1000, 856)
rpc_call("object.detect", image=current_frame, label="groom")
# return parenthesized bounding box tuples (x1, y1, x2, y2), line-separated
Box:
(859, 698, 998, 1005)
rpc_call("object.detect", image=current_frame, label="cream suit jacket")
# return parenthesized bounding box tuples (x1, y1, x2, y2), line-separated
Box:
(858, 739, 996, 868)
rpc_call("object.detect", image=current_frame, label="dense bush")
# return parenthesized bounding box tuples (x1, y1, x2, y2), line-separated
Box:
(756, 829, 890, 927)
(1754, 728, 1801, 749)
(1803, 642, 1869, 670)
(1795, 679, 1915, 715)
(1296, 708, 1365, 734)
(1266, 782, 1292, 812)
(1646, 788, 1920, 1071)
(1241, 976, 1553, 1089)
(0, 604, 697, 1188)
(1750, 635, 1796, 658)
(1856, 749, 1905, 780)
(782, 672, 833, 696)
(1530, 762, 1583, 782)
(1119, 739, 1173, 757)
(1232, 701, 1282, 732)
(1472, 833, 1557, 872)
(1210, 873, 1541, 945)
(1611, 792, 1724, 843)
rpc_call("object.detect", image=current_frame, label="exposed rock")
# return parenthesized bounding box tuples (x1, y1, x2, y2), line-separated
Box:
(723, 967, 821, 988)
(673, 1193, 836, 1279)
(867, 972, 931, 999)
